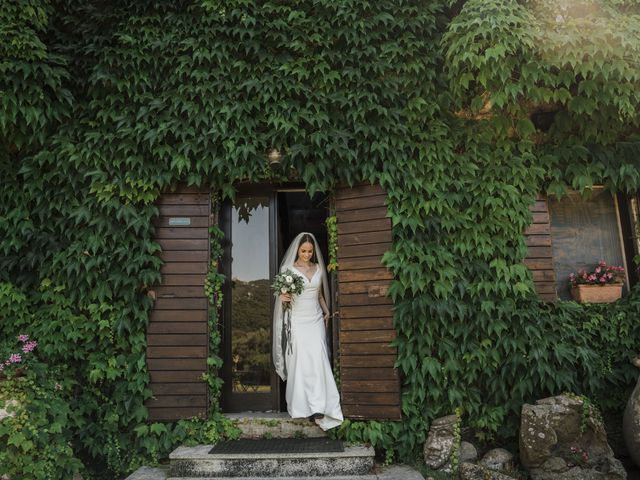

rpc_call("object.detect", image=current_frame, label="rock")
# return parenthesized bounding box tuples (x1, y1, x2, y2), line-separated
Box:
(520, 394, 627, 480)
(479, 448, 514, 471)
(423, 414, 458, 472)
(459, 441, 478, 463)
(540, 456, 568, 473)
(459, 463, 519, 480)
(623, 373, 640, 467)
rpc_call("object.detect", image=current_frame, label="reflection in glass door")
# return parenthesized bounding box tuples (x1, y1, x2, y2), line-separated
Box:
(221, 195, 277, 412)
(231, 197, 271, 394)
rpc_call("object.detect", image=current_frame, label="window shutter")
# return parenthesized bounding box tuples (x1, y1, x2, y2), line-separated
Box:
(523, 194, 556, 301)
(146, 186, 210, 421)
(334, 183, 401, 420)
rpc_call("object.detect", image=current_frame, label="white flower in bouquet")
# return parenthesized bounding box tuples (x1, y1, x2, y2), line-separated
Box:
(272, 269, 305, 305)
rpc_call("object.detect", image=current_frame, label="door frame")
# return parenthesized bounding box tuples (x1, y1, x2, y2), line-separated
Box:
(219, 182, 307, 413)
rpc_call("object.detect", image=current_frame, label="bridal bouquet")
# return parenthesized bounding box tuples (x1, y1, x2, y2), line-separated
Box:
(271, 269, 305, 304)
(272, 269, 305, 361)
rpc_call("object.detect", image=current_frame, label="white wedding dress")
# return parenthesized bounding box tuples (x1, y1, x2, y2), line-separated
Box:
(285, 265, 343, 430)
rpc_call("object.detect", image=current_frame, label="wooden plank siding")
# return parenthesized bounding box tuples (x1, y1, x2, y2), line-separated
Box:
(523, 194, 557, 301)
(335, 184, 402, 420)
(146, 187, 210, 421)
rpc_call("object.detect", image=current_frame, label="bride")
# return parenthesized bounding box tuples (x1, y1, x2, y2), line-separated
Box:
(272, 232, 344, 430)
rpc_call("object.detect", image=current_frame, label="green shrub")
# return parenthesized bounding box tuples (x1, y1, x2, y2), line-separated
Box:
(0, 368, 83, 479)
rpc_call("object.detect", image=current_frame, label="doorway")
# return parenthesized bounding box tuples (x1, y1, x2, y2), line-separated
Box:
(220, 184, 329, 412)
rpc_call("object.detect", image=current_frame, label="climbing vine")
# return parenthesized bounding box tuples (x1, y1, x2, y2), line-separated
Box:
(1, 0, 640, 478)
(203, 207, 226, 411)
(325, 216, 338, 272)
(450, 408, 463, 474)
(563, 392, 604, 435)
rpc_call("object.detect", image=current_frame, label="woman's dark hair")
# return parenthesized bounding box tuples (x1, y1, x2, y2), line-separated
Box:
(295, 234, 318, 263)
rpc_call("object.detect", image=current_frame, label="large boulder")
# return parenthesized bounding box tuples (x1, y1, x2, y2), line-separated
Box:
(520, 395, 626, 480)
(623, 360, 640, 467)
(423, 414, 458, 472)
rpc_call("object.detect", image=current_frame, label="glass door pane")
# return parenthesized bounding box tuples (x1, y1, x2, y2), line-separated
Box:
(231, 196, 272, 395)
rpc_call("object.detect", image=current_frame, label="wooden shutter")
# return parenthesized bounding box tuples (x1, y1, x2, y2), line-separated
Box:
(146, 186, 210, 421)
(523, 194, 556, 301)
(334, 183, 401, 420)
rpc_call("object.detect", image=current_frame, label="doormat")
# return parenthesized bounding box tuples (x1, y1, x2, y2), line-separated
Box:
(209, 438, 344, 455)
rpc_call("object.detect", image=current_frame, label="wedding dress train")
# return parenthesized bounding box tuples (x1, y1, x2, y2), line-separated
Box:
(285, 266, 343, 431)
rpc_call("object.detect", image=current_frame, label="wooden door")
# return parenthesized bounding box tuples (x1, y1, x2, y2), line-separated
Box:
(334, 184, 402, 420)
(146, 186, 210, 421)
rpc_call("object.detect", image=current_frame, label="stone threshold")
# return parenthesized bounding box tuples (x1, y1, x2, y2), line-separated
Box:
(224, 412, 327, 439)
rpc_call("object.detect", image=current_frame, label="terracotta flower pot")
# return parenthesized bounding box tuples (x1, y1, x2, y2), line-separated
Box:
(570, 283, 623, 303)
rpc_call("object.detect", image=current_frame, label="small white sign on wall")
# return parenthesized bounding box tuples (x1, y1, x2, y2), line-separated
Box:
(168, 217, 191, 226)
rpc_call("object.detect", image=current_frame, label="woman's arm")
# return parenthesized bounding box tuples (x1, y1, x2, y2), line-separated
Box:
(318, 289, 331, 326)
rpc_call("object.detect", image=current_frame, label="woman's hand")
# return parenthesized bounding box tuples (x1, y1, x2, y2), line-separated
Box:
(280, 293, 292, 303)
(323, 311, 331, 326)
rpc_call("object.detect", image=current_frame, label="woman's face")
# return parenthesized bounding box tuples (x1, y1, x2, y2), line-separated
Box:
(297, 241, 314, 263)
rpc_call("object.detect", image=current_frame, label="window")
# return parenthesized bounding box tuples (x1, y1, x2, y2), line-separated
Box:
(548, 188, 630, 300)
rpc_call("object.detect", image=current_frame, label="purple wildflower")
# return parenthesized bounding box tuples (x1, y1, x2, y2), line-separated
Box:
(21, 341, 37, 353)
(17, 334, 29, 343)
(8, 354, 22, 364)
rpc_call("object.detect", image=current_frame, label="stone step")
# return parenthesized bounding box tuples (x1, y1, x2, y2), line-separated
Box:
(166, 476, 378, 480)
(225, 412, 326, 439)
(168, 444, 374, 478)
(127, 465, 424, 480)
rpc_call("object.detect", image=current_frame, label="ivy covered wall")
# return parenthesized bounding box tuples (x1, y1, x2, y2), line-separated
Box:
(1, 1, 640, 478)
